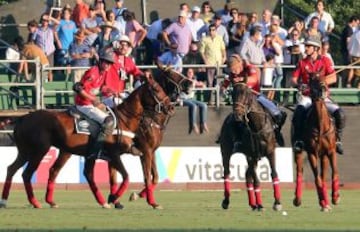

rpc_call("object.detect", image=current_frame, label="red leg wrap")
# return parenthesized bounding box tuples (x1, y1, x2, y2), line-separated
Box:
(254, 187, 262, 206)
(89, 182, 105, 205)
(246, 183, 256, 207)
(115, 177, 129, 198)
(295, 174, 303, 199)
(45, 180, 55, 204)
(224, 176, 231, 198)
(272, 177, 281, 201)
(1, 180, 12, 200)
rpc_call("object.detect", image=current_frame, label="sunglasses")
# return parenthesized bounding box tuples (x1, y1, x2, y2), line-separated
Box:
(209, 28, 216, 31)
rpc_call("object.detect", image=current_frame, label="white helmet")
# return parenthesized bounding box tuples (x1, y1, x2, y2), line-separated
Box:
(119, 35, 132, 47)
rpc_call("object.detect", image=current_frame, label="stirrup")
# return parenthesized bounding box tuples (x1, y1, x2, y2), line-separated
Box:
(336, 141, 344, 155)
(130, 145, 143, 156)
(293, 140, 304, 153)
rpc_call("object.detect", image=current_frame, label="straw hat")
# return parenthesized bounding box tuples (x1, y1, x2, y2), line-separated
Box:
(100, 21, 116, 30)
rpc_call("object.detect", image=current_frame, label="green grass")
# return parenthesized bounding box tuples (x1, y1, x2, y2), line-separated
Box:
(0, 189, 359, 231)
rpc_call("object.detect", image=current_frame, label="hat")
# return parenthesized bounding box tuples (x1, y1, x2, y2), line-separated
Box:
(99, 50, 115, 63)
(100, 21, 116, 30)
(227, 54, 242, 69)
(179, 10, 187, 17)
(74, 30, 85, 40)
(119, 35, 132, 46)
(192, 6, 201, 13)
(304, 36, 321, 48)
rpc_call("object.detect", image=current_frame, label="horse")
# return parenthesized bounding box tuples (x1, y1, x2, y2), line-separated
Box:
(218, 82, 282, 211)
(39, 65, 190, 209)
(292, 72, 339, 212)
(0, 74, 173, 209)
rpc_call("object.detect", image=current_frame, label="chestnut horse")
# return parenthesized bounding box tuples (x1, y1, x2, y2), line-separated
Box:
(218, 82, 282, 211)
(0, 75, 173, 209)
(293, 72, 339, 212)
(39, 66, 190, 209)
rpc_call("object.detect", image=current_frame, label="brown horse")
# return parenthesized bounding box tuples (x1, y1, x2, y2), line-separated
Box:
(218, 82, 282, 211)
(40, 66, 189, 209)
(293, 72, 339, 212)
(0, 74, 173, 209)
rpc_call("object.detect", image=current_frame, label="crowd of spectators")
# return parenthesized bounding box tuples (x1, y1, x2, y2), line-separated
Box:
(5, 0, 360, 105)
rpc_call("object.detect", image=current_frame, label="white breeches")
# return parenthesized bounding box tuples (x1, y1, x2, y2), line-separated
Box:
(76, 105, 108, 124)
(297, 95, 340, 114)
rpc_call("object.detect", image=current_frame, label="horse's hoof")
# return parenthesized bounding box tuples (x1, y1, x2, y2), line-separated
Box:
(321, 205, 332, 212)
(152, 204, 163, 210)
(0, 199, 7, 208)
(49, 203, 59, 208)
(273, 203, 282, 211)
(114, 202, 124, 209)
(102, 203, 111, 209)
(107, 194, 117, 204)
(221, 198, 229, 210)
(332, 196, 340, 205)
(293, 198, 302, 207)
(257, 205, 265, 212)
(129, 192, 139, 202)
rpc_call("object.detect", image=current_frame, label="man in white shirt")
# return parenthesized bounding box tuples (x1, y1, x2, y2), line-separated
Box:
(187, 6, 205, 42)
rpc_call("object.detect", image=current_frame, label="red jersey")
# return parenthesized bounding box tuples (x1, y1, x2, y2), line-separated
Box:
(223, 64, 260, 92)
(293, 55, 334, 96)
(101, 53, 143, 98)
(75, 66, 105, 106)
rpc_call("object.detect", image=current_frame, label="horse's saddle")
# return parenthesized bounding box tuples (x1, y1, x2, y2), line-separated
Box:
(68, 106, 116, 136)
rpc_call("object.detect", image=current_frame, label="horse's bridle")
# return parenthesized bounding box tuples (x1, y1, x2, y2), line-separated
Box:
(147, 81, 175, 116)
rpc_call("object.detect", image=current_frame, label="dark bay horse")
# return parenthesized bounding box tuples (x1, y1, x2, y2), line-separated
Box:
(39, 66, 190, 209)
(293, 72, 339, 212)
(0, 75, 173, 209)
(218, 82, 282, 211)
(109, 66, 192, 209)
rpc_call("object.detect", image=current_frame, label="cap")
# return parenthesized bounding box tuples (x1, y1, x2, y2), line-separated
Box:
(179, 10, 187, 17)
(192, 6, 201, 13)
(304, 36, 321, 48)
(119, 35, 132, 46)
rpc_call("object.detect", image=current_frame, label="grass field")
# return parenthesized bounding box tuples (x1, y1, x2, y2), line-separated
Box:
(0, 189, 359, 231)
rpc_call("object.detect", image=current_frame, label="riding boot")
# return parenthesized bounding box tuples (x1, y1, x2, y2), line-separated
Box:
(333, 109, 346, 155)
(292, 106, 306, 153)
(87, 131, 108, 160)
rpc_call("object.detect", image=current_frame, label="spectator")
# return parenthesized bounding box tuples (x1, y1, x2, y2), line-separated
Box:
(20, 38, 51, 82)
(248, 12, 258, 30)
(105, 10, 123, 37)
(180, 68, 209, 134)
(217, 1, 234, 26)
(69, 30, 92, 83)
(259, 9, 272, 36)
(270, 15, 287, 41)
(5, 37, 24, 82)
(212, 14, 229, 47)
(82, 6, 101, 47)
(123, 10, 147, 57)
(54, 7, 77, 68)
(226, 7, 239, 37)
(33, 13, 56, 82)
(288, 20, 306, 40)
(183, 41, 206, 81)
(93, 21, 120, 51)
(321, 40, 334, 69)
(282, 29, 305, 105)
(72, 0, 90, 28)
(112, 0, 127, 34)
(93, 0, 107, 24)
(143, 18, 172, 64)
(199, 24, 226, 105)
(157, 42, 183, 73)
(179, 3, 191, 18)
(228, 22, 247, 56)
(187, 6, 205, 43)
(26, 20, 38, 43)
(304, 16, 324, 42)
(347, 29, 360, 88)
(200, 1, 214, 25)
(304, 0, 335, 35)
(162, 11, 192, 57)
